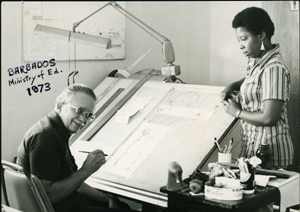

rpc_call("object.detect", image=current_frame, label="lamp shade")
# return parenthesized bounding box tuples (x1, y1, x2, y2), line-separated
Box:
(34, 24, 112, 49)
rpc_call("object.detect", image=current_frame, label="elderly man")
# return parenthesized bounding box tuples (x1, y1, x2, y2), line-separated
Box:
(17, 84, 133, 212)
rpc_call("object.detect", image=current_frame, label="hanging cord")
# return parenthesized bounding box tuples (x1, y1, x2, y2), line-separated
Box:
(67, 34, 79, 86)
(73, 43, 79, 84)
(162, 65, 184, 84)
(67, 31, 73, 86)
(163, 76, 185, 84)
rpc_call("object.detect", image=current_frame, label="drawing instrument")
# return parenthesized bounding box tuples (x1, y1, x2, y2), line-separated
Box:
(227, 138, 233, 153)
(214, 137, 222, 152)
(79, 151, 108, 156)
(213, 142, 220, 152)
(217, 162, 291, 178)
(227, 168, 237, 179)
(222, 167, 234, 179)
(223, 144, 227, 153)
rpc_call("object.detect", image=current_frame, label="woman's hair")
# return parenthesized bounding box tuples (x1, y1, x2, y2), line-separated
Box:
(232, 7, 275, 40)
(54, 84, 96, 111)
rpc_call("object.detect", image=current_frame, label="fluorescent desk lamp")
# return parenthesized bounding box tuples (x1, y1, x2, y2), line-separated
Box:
(72, 1, 181, 79)
(34, 24, 112, 49)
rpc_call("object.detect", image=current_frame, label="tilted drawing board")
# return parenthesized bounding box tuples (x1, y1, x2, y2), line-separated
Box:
(70, 71, 236, 205)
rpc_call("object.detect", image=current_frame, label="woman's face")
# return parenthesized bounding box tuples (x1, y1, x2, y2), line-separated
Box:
(235, 27, 262, 58)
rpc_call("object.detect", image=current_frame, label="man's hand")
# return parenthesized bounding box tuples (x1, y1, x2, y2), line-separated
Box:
(81, 150, 106, 175)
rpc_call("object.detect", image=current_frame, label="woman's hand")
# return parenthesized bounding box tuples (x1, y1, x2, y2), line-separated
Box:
(222, 98, 242, 118)
(220, 78, 245, 102)
(220, 85, 235, 102)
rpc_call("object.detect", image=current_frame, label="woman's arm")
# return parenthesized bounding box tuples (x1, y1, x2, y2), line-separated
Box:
(220, 78, 245, 101)
(224, 98, 284, 126)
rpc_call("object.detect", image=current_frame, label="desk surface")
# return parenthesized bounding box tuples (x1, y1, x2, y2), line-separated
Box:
(160, 185, 280, 212)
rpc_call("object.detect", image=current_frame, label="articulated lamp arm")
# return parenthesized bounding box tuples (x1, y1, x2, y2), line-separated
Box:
(72, 2, 111, 32)
(72, 1, 180, 75)
(109, 2, 176, 65)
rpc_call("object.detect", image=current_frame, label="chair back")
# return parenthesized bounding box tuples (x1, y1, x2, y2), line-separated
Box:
(1, 160, 54, 212)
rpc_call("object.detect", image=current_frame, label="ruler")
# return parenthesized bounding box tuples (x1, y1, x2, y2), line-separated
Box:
(126, 48, 152, 73)
(96, 77, 123, 104)
(96, 48, 152, 103)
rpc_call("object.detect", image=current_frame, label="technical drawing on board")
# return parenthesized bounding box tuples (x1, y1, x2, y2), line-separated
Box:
(72, 80, 236, 194)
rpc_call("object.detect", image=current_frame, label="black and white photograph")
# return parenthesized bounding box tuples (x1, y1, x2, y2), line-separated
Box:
(1, 1, 299, 212)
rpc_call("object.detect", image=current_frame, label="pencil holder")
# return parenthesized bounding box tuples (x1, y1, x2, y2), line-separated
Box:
(218, 152, 232, 163)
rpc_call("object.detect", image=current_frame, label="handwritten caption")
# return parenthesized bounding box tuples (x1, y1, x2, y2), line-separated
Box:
(7, 59, 62, 96)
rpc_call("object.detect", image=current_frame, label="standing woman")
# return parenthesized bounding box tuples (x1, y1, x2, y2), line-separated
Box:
(221, 7, 294, 169)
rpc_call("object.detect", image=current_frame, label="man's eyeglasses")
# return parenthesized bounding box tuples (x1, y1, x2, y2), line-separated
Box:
(65, 103, 95, 121)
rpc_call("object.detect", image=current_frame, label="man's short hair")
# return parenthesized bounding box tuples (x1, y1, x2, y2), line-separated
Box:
(55, 84, 97, 111)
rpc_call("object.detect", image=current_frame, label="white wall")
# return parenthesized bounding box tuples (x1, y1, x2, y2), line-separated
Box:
(1, 1, 261, 162)
(124, 1, 212, 84)
(210, 1, 262, 85)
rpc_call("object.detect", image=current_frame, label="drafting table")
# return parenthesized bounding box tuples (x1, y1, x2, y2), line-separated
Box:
(70, 69, 240, 207)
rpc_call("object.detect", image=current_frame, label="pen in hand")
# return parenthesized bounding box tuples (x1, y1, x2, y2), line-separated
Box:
(79, 151, 108, 156)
